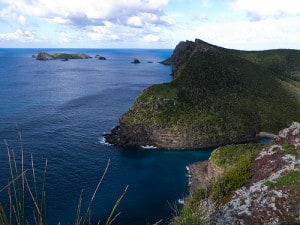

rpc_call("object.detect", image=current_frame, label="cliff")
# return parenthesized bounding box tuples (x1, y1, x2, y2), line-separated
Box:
(175, 123, 300, 224)
(105, 39, 300, 149)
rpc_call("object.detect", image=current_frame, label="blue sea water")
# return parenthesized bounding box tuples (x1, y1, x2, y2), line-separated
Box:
(0, 48, 212, 225)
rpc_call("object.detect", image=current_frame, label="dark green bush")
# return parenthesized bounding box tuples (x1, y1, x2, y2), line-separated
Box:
(210, 157, 253, 203)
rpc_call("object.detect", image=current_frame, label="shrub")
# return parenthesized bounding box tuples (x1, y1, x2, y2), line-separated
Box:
(210, 157, 253, 203)
(169, 199, 211, 225)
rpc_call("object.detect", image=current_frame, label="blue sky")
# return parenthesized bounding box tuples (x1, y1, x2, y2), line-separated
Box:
(0, 0, 299, 49)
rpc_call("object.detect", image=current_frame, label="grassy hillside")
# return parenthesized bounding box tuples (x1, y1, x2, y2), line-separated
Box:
(121, 40, 300, 139)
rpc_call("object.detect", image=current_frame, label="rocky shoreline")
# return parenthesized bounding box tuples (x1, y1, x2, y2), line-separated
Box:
(184, 122, 300, 224)
(104, 39, 300, 149)
(187, 161, 223, 193)
(103, 124, 259, 149)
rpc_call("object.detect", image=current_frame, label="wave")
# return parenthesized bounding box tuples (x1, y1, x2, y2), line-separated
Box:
(98, 136, 112, 146)
(177, 198, 184, 205)
(140, 145, 158, 149)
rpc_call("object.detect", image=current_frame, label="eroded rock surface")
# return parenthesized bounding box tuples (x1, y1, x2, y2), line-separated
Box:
(187, 123, 300, 224)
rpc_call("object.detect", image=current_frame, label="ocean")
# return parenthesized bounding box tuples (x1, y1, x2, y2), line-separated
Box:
(0, 48, 212, 225)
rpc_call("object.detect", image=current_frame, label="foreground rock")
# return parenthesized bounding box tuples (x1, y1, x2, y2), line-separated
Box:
(184, 123, 300, 224)
(105, 39, 300, 149)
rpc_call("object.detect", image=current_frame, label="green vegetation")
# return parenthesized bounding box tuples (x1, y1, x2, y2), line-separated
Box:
(265, 171, 300, 190)
(51, 53, 91, 59)
(169, 198, 210, 225)
(36, 52, 91, 60)
(210, 156, 254, 203)
(209, 144, 260, 203)
(209, 144, 261, 169)
(282, 142, 298, 155)
(120, 40, 300, 147)
(171, 143, 262, 224)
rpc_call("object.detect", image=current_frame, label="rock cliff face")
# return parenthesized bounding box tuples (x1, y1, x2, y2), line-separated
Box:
(161, 39, 218, 76)
(185, 123, 300, 224)
(275, 122, 300, 152)
(188, 161, 223, 193)
(105, 39, 300, 149)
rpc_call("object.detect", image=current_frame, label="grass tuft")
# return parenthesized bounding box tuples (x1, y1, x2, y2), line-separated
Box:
(1, 131, 127, 225)
(265, 171, 300, 190)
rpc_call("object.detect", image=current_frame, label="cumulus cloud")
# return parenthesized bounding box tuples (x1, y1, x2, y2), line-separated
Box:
(231, 0, 300, 20)
(0, 28, 36, 42)
(0, 0, 169, 27)
(176, 15, 300, 50)
(127, 16, 143, 27)
(143, 34, 160, 42)
(86, 23, 120, 41)
(0, 6, 26, 26)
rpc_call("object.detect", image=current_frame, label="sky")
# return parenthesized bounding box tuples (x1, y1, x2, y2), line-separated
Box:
(0, 0, 300, 49)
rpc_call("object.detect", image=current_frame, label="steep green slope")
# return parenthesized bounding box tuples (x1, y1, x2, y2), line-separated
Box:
(108, 39, 300, 149)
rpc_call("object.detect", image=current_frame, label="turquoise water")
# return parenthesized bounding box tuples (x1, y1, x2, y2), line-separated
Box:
(0, 48, 212, 224)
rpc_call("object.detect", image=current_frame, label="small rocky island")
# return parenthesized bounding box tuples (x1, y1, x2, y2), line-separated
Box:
(105, 39, 300, 149)
(131, 58, 141, 64)
(95, 55, 107, 60)
(34, 52, 92, 60)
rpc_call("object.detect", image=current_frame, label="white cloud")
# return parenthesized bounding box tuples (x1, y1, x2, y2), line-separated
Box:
(126, 13, 168, 27)
(59, 32, 72, 43)
(17, 15, 26, 26)
(173, 15, 300, 50)
(231, 0, 300, 20)
(0, 6, 26, 26)
(143, 34, 160, 42)
(0, 28, 36, 42)
(86, 25, 120, 41)
(127, 16, 143, 27)
(0, 0, 169, 27)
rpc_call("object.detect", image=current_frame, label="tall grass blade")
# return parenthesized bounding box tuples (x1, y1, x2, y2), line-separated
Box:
(105, 185, 128, 225)
(0, 203, 9, 225)
(81, 159, 110, 225)
(2, 134, 127, 225)
(17, 127, 25, 225)
(75, 190, 83, 225)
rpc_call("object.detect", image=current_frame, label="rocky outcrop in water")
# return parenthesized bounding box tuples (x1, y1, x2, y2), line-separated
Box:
(34, 52, 92, 60)
(95, 55, 107, 60)
(131, 58, 140, 64)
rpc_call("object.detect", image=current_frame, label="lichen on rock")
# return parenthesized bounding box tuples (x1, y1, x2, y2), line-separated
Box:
(184, 123, 300, 225)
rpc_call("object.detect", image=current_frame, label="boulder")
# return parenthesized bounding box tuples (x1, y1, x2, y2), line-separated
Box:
(131, 58, 140, 64)
(95, 55, 107, 60)
(275, 122, 300, 150)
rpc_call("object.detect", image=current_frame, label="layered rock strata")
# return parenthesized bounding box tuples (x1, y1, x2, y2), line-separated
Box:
(105, 39, 300, 149)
